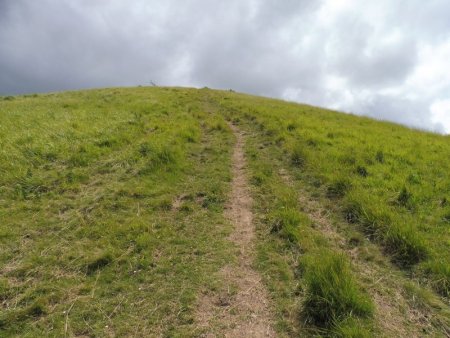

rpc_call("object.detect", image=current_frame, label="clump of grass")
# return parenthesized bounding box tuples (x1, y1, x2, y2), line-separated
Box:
(26, 299, 47, 317)
(95, 138, 118, 148)
(251, 173, 265, 186)
(343, 200, 362, 224)
(340, 154, 356, 165)
(136, 233, 153, 252)
(14, 171, 48, 200)
(383, 223, 428, 265)
(290, 143, 307, 168)
(375, 150, 384, 163)
(302, 251, 374, 326)
(422, 261, 450, 297)
(209, 120, 228, 132)
(265, 127, 278, 137)
(286, 122, 297, 131)
(0, 278, 9, 300)
(356, 165, 368, 177)
(306, 138, 318, 147)
(181, 127, 200, 143)
(155, 197, 172, 210)
(396, 186, 412, 207)
(138, 142, 152, 156)
(0, 298, 47, 329)
(332, 317, 372, 337)
(269, 208, 304, 241)
(343, 195, 426, 266)
(200, 193, 223, 210)
(407, 173, 421, 184)
(138, 142, 180, 174)
(348, 232, 364, 247)
(86, 252, 113, 275)
(327, 178, 352, 198)
(443, 211, 450, 223)
(154, 146, 178, 166)
(67, 145, 99, 167)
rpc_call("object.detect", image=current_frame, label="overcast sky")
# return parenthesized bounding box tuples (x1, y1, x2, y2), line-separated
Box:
(1, 0, 449, 133)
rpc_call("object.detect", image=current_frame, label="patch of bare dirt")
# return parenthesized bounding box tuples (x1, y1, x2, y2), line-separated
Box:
(195, 125, 276, 337)
(172, 193, 189, 211)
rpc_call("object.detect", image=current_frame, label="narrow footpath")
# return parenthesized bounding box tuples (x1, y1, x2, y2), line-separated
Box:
(196, 124, 276, 337)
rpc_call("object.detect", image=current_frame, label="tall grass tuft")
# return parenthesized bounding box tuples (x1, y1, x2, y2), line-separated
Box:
(302, 251, 374, 326)
(327, 178, 352, 198)
(423, 260, 450, 297)
(138, 142, 180, 174)
(333, 317, 372, 337)
(384, 223, 428, 265)
(290, 143, 308, 168)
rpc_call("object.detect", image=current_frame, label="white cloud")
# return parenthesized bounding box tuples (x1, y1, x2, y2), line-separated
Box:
(407, 39, 450, 97)
(431, 99, 450, 133)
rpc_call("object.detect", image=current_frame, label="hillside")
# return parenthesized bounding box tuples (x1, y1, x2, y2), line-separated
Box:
(0, 87, 449, 337)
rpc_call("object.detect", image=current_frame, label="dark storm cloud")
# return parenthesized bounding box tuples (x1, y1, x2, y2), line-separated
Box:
(0, 0, 187, 93)
(0, 0, 449, 133)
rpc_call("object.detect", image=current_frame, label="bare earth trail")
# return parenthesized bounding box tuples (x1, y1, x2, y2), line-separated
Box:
(196, 124, 276, 337)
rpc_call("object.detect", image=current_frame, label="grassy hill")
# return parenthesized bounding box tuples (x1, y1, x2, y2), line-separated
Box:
(0, 87, 449, 337)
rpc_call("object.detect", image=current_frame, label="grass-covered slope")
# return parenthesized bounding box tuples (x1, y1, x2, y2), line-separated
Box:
(211, 90, 450, 296)
(0, 87, 449, 337)
(0, 88, 235, 336)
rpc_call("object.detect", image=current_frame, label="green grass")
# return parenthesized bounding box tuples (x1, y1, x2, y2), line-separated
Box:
(241, 123, 376, 336)
(0, 87, 235, 336)
(211, 89, 449, 335)
(212, 90, 450, 297)
(301, 251, 373, 326)
(1, 86, 449, 337)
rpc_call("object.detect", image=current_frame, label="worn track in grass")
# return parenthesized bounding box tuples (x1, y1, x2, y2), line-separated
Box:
(195, 124, 276, 337)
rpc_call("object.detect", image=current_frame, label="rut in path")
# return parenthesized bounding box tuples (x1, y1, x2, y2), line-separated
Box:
(196, 124, 276, 337)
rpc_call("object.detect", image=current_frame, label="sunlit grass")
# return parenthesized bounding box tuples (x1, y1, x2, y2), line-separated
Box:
(1, 86, 449, 337)
(0, 87, 234, 336)
(214, 90, 450, 297)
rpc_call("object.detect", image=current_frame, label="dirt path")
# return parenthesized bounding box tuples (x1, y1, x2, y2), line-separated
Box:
(195, 124, 276, 337)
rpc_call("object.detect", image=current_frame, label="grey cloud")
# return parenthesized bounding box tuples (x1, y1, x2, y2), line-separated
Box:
(0, 0, 13, 17)
(350, 95, 438, 131)
(0, 0, 188, 93)
(253, 0, 321, 27)
(0, 0, 449, 133)
(326, 14, 418, 89)
(188, 0, 324, 96)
